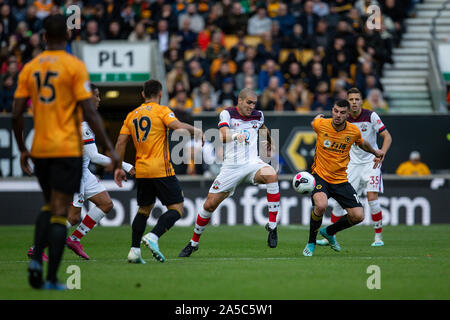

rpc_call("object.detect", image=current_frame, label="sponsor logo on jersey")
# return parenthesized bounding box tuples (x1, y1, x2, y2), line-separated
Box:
(324, 139, 331, 147)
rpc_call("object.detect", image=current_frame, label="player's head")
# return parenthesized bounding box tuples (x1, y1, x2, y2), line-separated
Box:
(332, 99, 350, 126)
(347, 87, 362, 113)
(43, 14, 69, 45)
(142, 79, 162, 102)
(90, 83, 100, 109)
(237, 88, 257, 117)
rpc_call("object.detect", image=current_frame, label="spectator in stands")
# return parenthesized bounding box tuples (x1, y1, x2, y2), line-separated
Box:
(247, 5, 272, 36)
(305, 48, 326, 75)
(396, 151, 431, 176)
(106, 20, 126, 40)
(306, 62, 329, 94)
(187, 60, 208, 92)
(312, 0, 330, 17)
(230, 31, 248, 66)
(257, 31, 280, 62)
(206, 30, 227, 62)
(160, 3, 178, 34)
(347, 7, 364, 34)
(293, 80, 312, 110)
(166, 60, 190, 97)
(210, 52, 237, 89)
(362, 88, 389, 113)
(356, 61, 381, 97)
(258, 59, 284, 92)
(22, 33, 43, 63)
(128, 21, 150, 42)
(260, 75, 282, 110)
(274, 2, 296, 38)
(224, 2, 248, 35)
(120, 3, 136, 36)
(12, 0, 28, 24)
(311, 81, 333, 111)
(242, 45, 262, 71)
(243, 75, 259, 95)
(268, 86, 296, 111)
(205, 2, 226, 32)
(197, 22, 223, 51)
(1, 4, 17, 36)
(169, 86, 195, 113)
(152, 19, 170, 53)
(353, 35, 371, 64)
(334, 86, 348, 101)
(192, 81, 217, 111)
(333, 70, 353, 92)
(330, 50, 351, 78)
(383, 0, 407, 46)
(164, 47, 182, 73)
(313, 19, 330, 49)
(284, 61, 303, 89)
(187, 44, 210, 74)
(0, 73, 16, 113)
(289, 0, 304, 19)
(213, 59, 236, 91)
(178, 3, 205, 34)
(325, 4, 342, 29)
(82, 19, 105, 44)
(298, 1, 319, 44)
(217, 77, 237, 109)
(177, 18, 198, 51)
(235, 60, 258, 94)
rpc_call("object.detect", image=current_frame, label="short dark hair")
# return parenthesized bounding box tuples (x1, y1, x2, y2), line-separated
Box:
(335, 99, 350, 109)
(143, 79, 162, 98)
(347, 87, 362, 97)
(90, 83, 98, 91)
(43, 14, 68, 42)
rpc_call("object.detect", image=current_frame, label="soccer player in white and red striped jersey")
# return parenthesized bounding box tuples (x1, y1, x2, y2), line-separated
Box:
(178, 88, 280, 257)
(317, 88, 392, 246)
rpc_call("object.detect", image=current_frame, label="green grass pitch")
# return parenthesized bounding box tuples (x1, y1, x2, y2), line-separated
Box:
(0, 225, 449, 300)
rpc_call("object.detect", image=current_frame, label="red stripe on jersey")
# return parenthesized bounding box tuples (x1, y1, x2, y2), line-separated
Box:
(83, 138, 94, 144)
(218, 122, 229, 128)
(378, 126, 386, 133)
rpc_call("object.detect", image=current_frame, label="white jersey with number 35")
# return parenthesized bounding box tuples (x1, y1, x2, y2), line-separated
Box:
(347, 109, 386, 165)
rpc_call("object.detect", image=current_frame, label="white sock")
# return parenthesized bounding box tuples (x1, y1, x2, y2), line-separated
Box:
(88, 206, 107, 223)
(147, 232, 159, 243)
(190, 240, 199, 247)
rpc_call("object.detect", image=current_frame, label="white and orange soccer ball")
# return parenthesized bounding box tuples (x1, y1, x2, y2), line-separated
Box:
(292, 171, 316, 194)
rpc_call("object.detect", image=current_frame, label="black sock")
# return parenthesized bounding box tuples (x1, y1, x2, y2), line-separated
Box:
(308, 210, 323, 244)
(151, 209, 181, 238)
(132, 212, 149, 247)
(326, 214, 355, 235)
(47, 217, 67, 283)
(32, 206, 51, 263)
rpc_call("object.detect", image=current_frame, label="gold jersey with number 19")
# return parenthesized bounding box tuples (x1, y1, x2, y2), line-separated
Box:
(14, 50, 92, 158)
(120, 102, 178, 178)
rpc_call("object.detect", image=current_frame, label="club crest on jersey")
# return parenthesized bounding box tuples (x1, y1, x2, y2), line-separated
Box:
(316, 185, 322, 190)
(251, 120, 258, 129)
(212, 180, 221, 190)
(324, 139, 331, 148)
(360, 123, 368, 132)
(345, 136, 351, 142)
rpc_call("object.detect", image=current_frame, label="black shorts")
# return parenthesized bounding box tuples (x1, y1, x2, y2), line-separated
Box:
(136, 175, 184, 207)
(33, 157, 82, 196)
(311, 173, 362, 209)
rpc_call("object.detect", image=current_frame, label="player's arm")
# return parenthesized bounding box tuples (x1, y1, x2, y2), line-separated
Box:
(12, 97, 32, 176)
(114, 133, 131, 187)
(311, 113, 324, 127)
(219, 126, 248, 143)
(168, 120, 204, 145)
(379, 129, 392, 155)
(359, 139, 385, 168)
(84, 142, 134, 174)
(79, 98, 120, 172)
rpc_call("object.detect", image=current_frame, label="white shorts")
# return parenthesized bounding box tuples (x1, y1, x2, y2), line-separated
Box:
(209, 161, 269, 196)
(347, 162, 384, 195)
(72, 169, 106, 208)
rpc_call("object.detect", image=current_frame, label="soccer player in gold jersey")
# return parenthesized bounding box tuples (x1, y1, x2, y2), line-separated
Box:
(303, 99, 385, 256)
(114, 79, 203, 263)
(12, 15, 119, 289)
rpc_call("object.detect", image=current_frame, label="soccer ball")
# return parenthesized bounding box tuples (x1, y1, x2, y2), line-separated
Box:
(292, 172, 316, 194)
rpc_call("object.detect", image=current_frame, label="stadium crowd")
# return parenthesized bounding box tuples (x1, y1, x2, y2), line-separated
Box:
(0, 0, 418, 115)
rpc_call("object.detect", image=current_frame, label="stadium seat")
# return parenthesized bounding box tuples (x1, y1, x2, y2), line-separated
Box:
(244, 35, 262, 47)
(300, 49, 314, 66)
(224, 35, 239, 50)
(184, 50, 195, 61)
(279, 49, 302, 64)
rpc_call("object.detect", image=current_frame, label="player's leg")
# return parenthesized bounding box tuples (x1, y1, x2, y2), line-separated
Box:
(316, 203, 345, 246)
(367, 191, 384, 246)
(67, 205, 82, 227)
(253, 165, 280, 248)
(128, 204, 154, 264)
(179, 191, 230, 257)
(320, 182, 364, 252)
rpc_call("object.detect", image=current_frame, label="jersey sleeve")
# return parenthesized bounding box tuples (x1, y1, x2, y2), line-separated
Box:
(218, 110, 230, 128)
(370, 112, 386, 133)
(14, 64, 31, 98)
(311, 117, 323, 133)
(72, 60, 93, 102)
(119, 113, 131, 135)
(161, 106, 178, 126)
(81, 122, 95, 145)
(259, 110, 265, 127)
